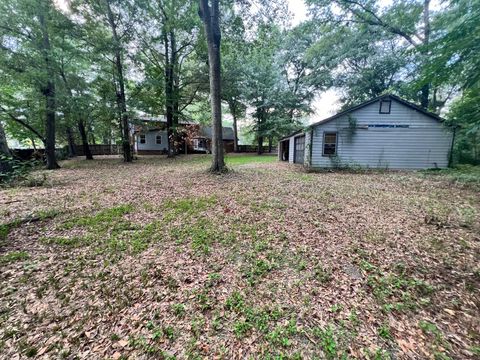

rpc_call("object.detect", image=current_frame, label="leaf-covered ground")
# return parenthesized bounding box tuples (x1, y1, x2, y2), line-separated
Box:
(1, 155, 479, 359)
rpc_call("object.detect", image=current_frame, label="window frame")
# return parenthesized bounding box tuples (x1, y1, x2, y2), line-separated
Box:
(322, 131, 337, 157)
(155, 134, 162, 144)
(139, 134, 146, 144)
(379, 100, 392, 114)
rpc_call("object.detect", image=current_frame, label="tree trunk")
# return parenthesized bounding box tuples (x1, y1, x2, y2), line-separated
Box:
(420, 0, 431, 109)
(0, 121, 11, 175)
(78, 120, 93, 160)
(0, 121, 11, 156)
(228, 100, 239, 152)
(66, 127, 76, 157)
(164, 29, 175, 157)
(268, 137, 272, 153)
(257, 136, 263, 155)
(106, 0, 132, 162)
(199, 0, 225, 172)
(39, 7, 59, 170)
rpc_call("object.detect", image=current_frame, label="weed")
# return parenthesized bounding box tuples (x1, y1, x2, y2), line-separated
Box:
(207, 272, 221, 287)
(378, 323, 392, 340)
(225, 291, 244, 312)
(171, 303, 186, 317)
(244, 258, 276, 285)
(233, 320, 252, 337)
(313, 325, 337, 359)
(313, 263, 332, 284)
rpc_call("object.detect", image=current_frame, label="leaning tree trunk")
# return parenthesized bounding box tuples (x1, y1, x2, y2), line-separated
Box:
(39, 8, 59, 170)
(78, 120, 93, 160)
(199, 0, 225, 172)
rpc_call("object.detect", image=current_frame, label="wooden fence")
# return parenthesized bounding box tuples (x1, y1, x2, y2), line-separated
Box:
(74, 144, 121, 156)
(237, 145, 277, 153)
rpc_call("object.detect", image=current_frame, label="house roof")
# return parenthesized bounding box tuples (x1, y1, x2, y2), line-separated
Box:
(134, 116, 195, 125)
(197, 125, 235, 141)
(280, 94, 444, 140)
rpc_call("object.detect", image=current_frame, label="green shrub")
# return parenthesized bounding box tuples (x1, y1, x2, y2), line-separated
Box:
(0, 155, 39, 185)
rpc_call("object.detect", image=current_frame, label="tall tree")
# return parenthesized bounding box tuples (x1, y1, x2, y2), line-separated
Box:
(0, 0, 66, 169)
(199, 0, 225, 172)
(75, 0, 135, 162)
(308, 0, 435, 108)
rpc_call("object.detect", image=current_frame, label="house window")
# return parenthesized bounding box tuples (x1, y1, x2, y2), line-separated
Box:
(379, 100, 391, 114)
(323, 132, 337, 156)
(139, 134, 146, 144)
(156, 135, 162, 144)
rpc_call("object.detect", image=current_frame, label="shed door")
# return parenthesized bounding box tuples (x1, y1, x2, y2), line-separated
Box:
(294, 136, 305, 164)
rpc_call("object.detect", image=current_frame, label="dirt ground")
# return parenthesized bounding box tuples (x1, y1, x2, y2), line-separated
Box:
(0, 155, 479, 359)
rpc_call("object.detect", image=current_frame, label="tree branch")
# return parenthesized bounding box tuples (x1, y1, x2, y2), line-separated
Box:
(0, 106, 45, 143)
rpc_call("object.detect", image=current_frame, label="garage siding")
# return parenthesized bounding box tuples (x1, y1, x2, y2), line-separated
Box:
(310, 99, 453, 169)
(288, 136, 295, 163)
(137, 131, 169, 152)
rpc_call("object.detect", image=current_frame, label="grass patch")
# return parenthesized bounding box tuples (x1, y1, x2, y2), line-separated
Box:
(421, 164, 480, 186)
(362, 262, 433, 312)
(163, 196, 216, 215)
(225, 154, 277, 166)
(0, 251, 30, 265)
(62, 204, 133, 230)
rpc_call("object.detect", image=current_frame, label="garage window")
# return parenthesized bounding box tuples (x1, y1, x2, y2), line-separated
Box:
(323, 132, 337, 156)
(139, 134, 146, 144)
(379, 100, 391, 114)
(156, 135, 162, 144)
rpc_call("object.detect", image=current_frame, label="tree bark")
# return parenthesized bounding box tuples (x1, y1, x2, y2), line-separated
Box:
(0, 121, 12, 174)
(268, 137, 272, 153)
(257, 136, 263, 155)
(228, 100, 239, 152)
(78, 120, 93, 160)
(66, 127, 76, 157)
(106, 0, 132, 162)
(199, 0, 225, 172)
(164, 28, 175, 157)
(420, 0, 431, 109)
(39, 7, 59, 170)
(0, 121, 11, 157)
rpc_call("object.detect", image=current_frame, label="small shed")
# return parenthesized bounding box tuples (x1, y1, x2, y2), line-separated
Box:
(279, 95, 454, 170)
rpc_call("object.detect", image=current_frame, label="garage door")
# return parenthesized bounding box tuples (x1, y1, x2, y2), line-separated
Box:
(294, 136, 305, 164)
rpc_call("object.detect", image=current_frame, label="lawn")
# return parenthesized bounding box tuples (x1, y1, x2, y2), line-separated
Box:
(0, 155, 479, 359)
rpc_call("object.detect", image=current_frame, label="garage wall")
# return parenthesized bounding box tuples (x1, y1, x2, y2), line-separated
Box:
(310, 99, 453, 169)
(136, 130, 168, 152)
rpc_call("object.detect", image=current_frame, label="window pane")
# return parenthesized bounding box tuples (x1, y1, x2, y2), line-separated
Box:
(324, 133, 336, 144)
(324, 144, 336, 155)
(323, 132, 337, 155)
(380, 100, 391, 114)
